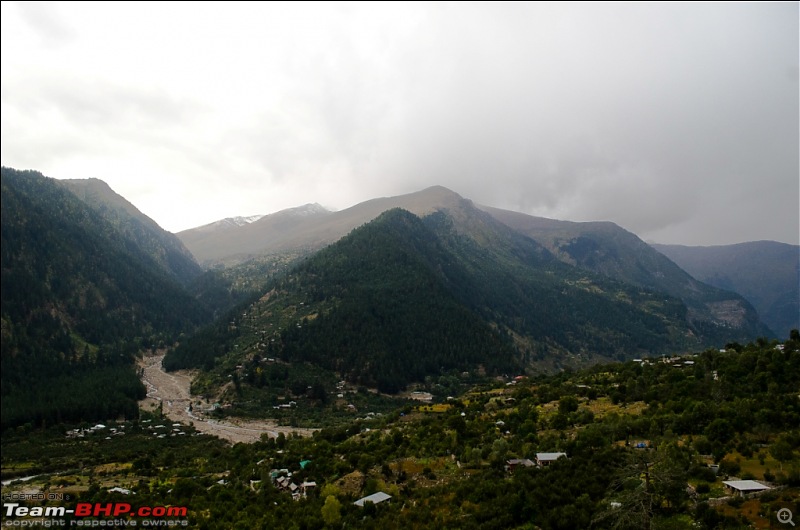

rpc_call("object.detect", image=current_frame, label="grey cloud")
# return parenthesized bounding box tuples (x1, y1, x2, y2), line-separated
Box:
(1, 3, 797, 243)
(14, 2, 75, 47)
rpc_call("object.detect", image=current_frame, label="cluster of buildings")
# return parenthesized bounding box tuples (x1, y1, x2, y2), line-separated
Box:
(65, 423, 127, 440)
(65, 420, 195, 440)
(269, 466, 316, 500)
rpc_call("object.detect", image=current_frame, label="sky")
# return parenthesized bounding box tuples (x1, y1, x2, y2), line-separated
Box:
(1, 2, 798, 245)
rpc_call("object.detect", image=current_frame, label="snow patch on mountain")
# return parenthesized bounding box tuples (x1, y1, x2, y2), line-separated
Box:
(230, 215, 265, 226)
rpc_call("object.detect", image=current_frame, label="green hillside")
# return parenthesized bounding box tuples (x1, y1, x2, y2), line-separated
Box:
(167, 209, 522, 392)
(4, 333, 798, 529)
(0, 167, 209, 429)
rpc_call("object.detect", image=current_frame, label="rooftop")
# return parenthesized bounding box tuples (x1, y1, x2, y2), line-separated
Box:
(536, 452, 567, 461)
(354, 491, 392, 507)
(722, 480, 770, 491)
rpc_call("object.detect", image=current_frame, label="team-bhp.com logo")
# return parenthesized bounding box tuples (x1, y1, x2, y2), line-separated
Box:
(4, 503, 188, 526)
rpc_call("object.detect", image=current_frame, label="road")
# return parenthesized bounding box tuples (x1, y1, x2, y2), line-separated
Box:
(139, 353, 315, 443)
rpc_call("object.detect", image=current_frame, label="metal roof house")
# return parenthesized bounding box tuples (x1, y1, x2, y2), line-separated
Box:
(535, 452, 567, 467)
(722, 480, 770, 498)
(354, 491, 392, 507)
(506, 458, 535, 471)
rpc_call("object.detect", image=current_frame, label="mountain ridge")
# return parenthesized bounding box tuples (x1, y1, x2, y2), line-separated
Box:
(653, 241, 799, 337)
(177, 187, 469, 266)
(58, 177, 203, 285)
(478, 204, 773, 335)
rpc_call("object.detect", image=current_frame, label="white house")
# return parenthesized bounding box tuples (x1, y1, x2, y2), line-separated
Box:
(354, 491, 392, 507)
(722, 480, 770, 498)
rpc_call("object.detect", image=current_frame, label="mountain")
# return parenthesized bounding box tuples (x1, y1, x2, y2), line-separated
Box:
(166, 203, 768, 395)
(178, 203, 331, 267)
(176, 187, 479, 267)
(58, 178, 203, 285)
(652, 241, 800, 337)
(479, 206, 772, 338)
(0, 167, 209, 429)
(177, 186, 771, 342)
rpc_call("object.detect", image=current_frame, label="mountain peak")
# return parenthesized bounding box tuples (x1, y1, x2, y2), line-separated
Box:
(273, 203, 331, 217)
(187, 215, 264, 233)
(229, 215, 265, 227)
(419, 184, 461, 195)
(407, 185, 465, 204)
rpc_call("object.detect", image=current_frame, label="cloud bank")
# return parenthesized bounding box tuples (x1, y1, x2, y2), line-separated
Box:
(2, 2, 797, 245)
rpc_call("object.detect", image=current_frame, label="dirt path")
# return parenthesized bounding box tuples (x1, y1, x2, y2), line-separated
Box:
(139, 353, 315, 443)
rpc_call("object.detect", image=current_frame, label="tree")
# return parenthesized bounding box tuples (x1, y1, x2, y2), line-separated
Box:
(704, 418, 733, 445)
(595, 443, 691, 529)
(559, 395, 579, 414)
(321, 495, 342, 526)
(770, 437, 794, 471)
(489, 438, 509, 469)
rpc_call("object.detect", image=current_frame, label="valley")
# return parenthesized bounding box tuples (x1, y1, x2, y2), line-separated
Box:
(139, 353, 316, 443)
(2, 336, 798, 529)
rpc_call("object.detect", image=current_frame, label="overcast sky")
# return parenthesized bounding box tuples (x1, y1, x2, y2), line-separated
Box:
(2, 2, 798, 245)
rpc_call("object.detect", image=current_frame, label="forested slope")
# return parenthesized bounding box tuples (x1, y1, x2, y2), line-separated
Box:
(0, 168, 208, 429)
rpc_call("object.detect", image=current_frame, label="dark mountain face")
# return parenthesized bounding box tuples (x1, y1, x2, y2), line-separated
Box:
(59, 178, 203, 285)
(167, 208, 524, 391)
(653, 242, 800, 337)
(480, 205, 772, 340)
(0, 167, 209, 429)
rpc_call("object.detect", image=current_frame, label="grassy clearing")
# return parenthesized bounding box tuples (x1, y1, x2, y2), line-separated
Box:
(722, 450, 784, 481)
(417, 404, 452, 413)
(584, 397, 647, 418)
(719, 499, 771, 529)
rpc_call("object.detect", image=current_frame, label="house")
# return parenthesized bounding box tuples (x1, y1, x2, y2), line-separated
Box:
(354, 491, 392, 507)
(506, 458, 535, 471)
(722, 480, 770, 498)
(535, 452, 567, 467)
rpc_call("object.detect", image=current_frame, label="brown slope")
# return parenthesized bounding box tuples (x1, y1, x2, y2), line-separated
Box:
(178, 186, 467, 267)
